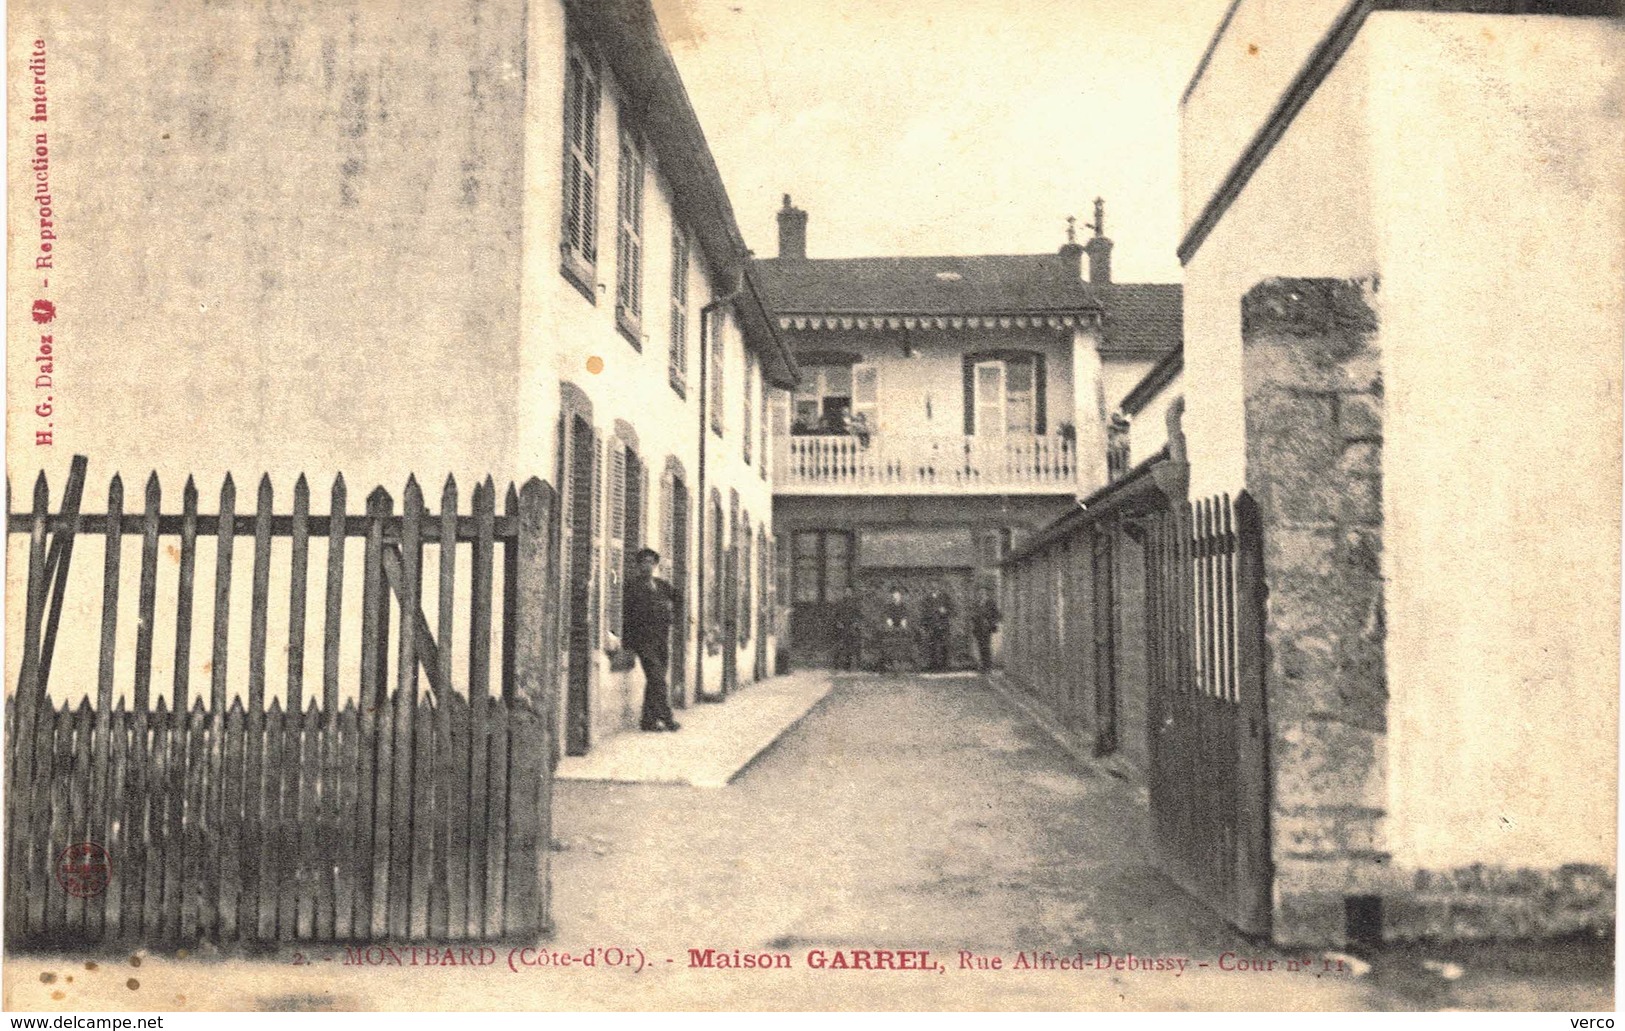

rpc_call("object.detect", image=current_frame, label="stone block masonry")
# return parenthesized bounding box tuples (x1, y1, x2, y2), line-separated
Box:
(1241, 277, 1614, 945)
(1243, 277, 1389, 946)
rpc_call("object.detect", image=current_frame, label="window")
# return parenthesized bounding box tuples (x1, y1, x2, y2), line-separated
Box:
(561, 43, 600, 297)
(791, 364, 877, 436)
(615, 128, 645, 346)
(792, 531, 852, 604)
(709, 311, 725, 436)
(603, 434, 644, 643)
(669, 230, 690, 395)
(964, 352, 1046, 435)
(739, 514, 753, 644)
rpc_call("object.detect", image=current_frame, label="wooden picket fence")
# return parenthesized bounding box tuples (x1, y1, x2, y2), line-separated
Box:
(1001, 484, 1271, 936)
(5, 460, 559, 948)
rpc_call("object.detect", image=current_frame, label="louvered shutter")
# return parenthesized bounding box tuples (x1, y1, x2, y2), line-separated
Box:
(605, 439, 626, 641)
(556, 412, 575, 666)
(587, 428, 603, 648)
(743, 361, 754, 464)
(744, 513, 754, 643)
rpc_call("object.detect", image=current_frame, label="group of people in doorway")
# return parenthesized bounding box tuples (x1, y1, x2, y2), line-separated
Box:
(829, 581, 1001, 674)
(619, 551, 1008, 738)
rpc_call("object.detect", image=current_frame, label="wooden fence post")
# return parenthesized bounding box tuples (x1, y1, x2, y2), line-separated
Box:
(506, 478, 556, 936)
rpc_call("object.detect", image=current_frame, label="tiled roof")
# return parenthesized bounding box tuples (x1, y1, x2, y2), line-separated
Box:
(753, 254, 1181, 359)
(1096, 283, 1183, 358)
(753, 254, 1101, 317)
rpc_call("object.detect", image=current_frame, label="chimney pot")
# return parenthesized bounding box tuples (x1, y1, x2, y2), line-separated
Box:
(1083, 197, 1112, 284)
(777, 194, 809, 260)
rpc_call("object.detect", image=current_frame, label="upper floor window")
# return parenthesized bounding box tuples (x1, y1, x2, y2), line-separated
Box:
(561, 43, 600, 297)
(759, 383, 770, 480)
(791, 364, 878, 436)
(964, 352, 1046, 436)
(615, 128, 645, 346)
(669, 230, 690, 396)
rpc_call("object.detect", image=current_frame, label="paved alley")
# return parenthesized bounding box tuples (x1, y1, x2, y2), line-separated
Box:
(2, 674, 1610, 1012)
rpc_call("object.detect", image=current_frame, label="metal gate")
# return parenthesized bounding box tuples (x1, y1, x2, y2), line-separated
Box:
(1144, 491, 1271, 936)
(5, 458, 558, 948)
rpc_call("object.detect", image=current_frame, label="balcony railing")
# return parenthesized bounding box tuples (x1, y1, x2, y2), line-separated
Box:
(775, 432, 1076, 494)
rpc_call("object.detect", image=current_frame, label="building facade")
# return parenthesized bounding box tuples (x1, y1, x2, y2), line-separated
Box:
(6, 0, 796, 752)
(756, 198, 1179, 669)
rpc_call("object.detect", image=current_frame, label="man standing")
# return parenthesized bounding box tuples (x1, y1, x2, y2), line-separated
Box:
(880, 584, 917, 672)
(623, 547, 682, 733)
(921, 581, 956, 672)
(970, 585, 1002, 673)
(831, 586, 860, 671)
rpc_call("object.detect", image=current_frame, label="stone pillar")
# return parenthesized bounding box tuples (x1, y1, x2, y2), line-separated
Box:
(1241, 278, 1386, 946)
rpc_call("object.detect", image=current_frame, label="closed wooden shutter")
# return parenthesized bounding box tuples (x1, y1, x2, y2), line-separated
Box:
(616, 133, 644, 323)
(563, 49, 599, 262)
(974, 360, 1006, 436)
(604, 438, 625, 641)
(853, 362, 879, 434)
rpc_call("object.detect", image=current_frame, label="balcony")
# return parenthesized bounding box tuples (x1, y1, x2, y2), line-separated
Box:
(775, 432, 1077, 495)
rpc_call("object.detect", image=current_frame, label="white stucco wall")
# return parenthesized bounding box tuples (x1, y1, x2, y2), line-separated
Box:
(1126, 370, 1183, 470)
(1181, 30, 1379, 501)
(1184, 8, 1621, 875)
(9, 0, 531, 493)
(1369, 12, 1623, 870)
(5, 0, 778, 739)
(1181, 0, 1361, 236)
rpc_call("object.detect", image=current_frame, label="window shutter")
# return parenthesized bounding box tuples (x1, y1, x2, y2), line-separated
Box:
(1035, 354, 1048, 435)
(587, 427, 603, 647)
(852, 363, 879, 434)
(631, 163, 644, 316)
(744, 513, 754, 643)
(660, 468, 674, 565)
(710, 311, 725, 434)
(974, 360, 1006, 436)
(563, 51, 600, 264)
(962, 360, 975, 435)
(556, 412, 576, 648)
(743, 361, 754, 464)
(759, 381, 769, 480)
(604, 439, 626, 641)
(669, 232, 689, 383)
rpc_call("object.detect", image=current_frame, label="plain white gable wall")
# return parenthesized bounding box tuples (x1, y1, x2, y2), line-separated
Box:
(1370, 12, 1622, 869)
(1181, 26, 1379, 501)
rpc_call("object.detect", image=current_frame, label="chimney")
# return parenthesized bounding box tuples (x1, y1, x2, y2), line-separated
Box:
(1083, 196, 1112, 284)
(777, 194, 808, 260)
(1058, 215, 1084, 278)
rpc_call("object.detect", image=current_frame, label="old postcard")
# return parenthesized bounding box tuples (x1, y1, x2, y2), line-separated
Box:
(3, 0, 1621, 1014)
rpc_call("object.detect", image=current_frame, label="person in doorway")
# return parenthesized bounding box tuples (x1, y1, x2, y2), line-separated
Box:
(623, 547, 682, 732)
(971, 586, 1002, 673)
(880, 584, 917, 672)
(921, 581, 956, 671)
(831, 586, 861, 671)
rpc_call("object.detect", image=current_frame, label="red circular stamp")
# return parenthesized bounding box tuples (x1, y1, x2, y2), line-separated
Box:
(56, 843, 112, 898)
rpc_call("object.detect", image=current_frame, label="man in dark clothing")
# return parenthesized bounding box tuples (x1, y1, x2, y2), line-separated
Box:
(623, 547, 681, 732)
(831, 587, 861, 671)
(970, 586, 1002, 673)
(921, 581, 956, 672)
(880, 585, 917, 672)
